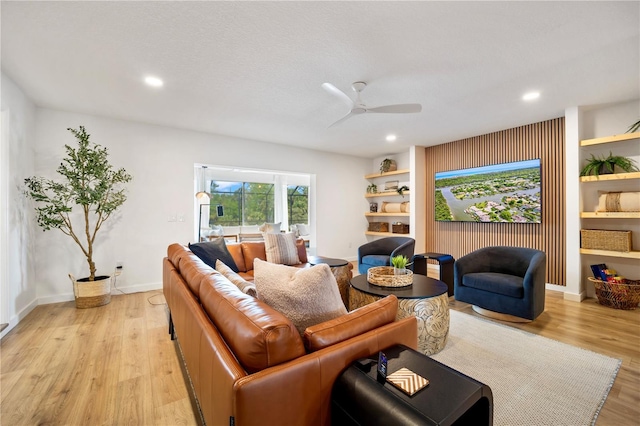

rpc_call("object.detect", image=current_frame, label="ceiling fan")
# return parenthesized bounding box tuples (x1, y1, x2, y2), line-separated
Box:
(322, 81, 422, 127)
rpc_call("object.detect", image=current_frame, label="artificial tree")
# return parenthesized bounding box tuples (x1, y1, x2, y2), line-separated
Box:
(24, 126, 132, 281)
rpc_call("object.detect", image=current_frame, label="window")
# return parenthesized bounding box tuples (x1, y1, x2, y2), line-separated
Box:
(287, 185, 308, 224)
(208, 181, 275, 226)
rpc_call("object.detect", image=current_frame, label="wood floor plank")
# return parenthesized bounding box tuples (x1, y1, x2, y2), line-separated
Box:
(1, 288, 638, 425)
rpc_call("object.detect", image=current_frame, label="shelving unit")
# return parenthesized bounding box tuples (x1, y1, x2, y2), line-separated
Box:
(365, 168, 411, 237)
(579, 132, 639, 274)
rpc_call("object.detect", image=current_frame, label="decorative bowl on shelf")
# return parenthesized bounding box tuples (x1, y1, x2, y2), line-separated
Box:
(367, 266, 413, 287)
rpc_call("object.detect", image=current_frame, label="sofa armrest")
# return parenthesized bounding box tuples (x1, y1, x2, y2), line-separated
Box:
(233, 317, 418, 426)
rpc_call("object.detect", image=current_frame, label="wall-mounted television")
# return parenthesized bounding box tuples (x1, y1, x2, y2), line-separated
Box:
(435, 159, 541, 223)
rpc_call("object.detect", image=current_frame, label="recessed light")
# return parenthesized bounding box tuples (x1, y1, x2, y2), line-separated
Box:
(386, 134, 397, 142)
(144, 76, 164, 87)
(522, 91, 540, 101)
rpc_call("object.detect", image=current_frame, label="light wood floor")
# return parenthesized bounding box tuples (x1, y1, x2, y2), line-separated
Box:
(0, 291, 200, 426)
(1, 289, 639, 425)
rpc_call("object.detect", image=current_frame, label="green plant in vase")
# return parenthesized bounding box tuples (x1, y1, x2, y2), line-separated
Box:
(580, 152, 638, 177)
(391, 255, 411, 275)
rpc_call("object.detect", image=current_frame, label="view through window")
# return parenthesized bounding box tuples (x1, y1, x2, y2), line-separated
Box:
(195, 166, 312, 241)
(209, 181, 279, 226)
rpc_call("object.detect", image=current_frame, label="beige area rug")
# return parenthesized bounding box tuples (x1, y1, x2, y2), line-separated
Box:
(431, 310, 621, 426)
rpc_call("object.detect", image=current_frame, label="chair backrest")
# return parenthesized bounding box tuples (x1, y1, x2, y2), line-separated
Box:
(358, 237, 415, 259)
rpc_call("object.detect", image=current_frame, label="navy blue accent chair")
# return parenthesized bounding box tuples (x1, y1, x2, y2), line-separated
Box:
(454, 246, 546, 321)
(357, 237, 415, 275)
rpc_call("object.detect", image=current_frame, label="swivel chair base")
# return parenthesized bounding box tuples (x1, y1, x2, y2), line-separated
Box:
(472, 305, 532, 323)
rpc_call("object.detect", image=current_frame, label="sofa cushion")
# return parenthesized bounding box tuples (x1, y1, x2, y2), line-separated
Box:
(241, 241, 267, 272)
(198, 273, 305, 373)
(362, 254, 390, 267)
(168, 244, 219, 299)
(463, 272, 524, 298)
(254, 259, 348, 335)
(295, 238, 308, 264)
(303, 295, 398, 352)
(226, 243, 247, 272)
(189, 239, 239, 272)
(215, 259, 257, 297)
(263, 233, 300, 265)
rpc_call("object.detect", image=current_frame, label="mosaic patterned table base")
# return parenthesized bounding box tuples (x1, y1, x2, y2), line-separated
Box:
(331, 265, 352, 309)
(349, 287, 450, 355)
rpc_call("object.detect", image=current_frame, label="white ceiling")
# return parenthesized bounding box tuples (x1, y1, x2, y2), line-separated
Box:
(2, 1, 638, 158)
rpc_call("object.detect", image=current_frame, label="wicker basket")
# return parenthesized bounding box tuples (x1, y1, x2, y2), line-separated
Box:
(368, 222, 389, 232)
(70, 274, 112, 309)
(588, 277, 640, 310)
(392, 223, 410, 234)
(580, 229, 632, 252)
(367, 266, 413, 287)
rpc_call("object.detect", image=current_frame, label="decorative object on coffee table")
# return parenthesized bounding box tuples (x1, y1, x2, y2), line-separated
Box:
(368, 266, 413, 288)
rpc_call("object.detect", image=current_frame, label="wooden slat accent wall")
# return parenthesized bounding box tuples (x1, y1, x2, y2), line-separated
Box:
(424, 117, 566, 285)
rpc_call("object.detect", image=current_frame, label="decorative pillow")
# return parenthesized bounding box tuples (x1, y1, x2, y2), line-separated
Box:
(210, 224, 224, 236)
(596, 191, 640, 212)
(215, 259, 257, 297)
(296, 224, 310, 236)
(254, 259, 348, 335)
(188, 238, 239, 272)
(259, 222, 282, 233)
(263, 232, 300, 265)
(290, 224, 299, 236)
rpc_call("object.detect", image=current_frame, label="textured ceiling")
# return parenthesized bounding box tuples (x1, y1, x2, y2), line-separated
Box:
(2, 1, 638, 158)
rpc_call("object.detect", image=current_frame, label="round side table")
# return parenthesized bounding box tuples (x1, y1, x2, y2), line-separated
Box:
(350, 273, 449, 355)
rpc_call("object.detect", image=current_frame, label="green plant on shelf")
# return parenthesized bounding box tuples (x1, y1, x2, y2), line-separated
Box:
(580, 152, 638, 177)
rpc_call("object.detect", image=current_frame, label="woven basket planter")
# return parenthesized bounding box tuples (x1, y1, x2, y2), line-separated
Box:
(367, 266, 413, 288)
(70, 274, 112, 309)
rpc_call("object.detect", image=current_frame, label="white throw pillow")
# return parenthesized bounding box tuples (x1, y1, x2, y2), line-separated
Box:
(254, 259, 348, 335)
(296, 224, 310, 236)
(215, 259, 257, 297)
(258, 222, 282, 233)
(263, 232, 300, 265)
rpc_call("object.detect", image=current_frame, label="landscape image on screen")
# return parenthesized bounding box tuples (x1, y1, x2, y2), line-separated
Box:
(435, 159, 541, 223)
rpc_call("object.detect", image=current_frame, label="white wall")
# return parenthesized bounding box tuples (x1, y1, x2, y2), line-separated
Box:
(1, 73, 38, 338)
(33, 108, 370, 303)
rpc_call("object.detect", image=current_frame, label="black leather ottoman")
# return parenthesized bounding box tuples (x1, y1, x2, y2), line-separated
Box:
(331, 345, 492, 426)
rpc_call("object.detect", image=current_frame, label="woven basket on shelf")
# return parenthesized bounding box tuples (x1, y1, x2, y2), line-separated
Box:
(580, 229, 632, 252)
(588, 277, 640, 310)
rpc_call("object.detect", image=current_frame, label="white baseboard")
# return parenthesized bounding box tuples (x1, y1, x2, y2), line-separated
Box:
(37, 281, 163, 306)
(0, 297, 38, 339)
(545, 283, 586, 302)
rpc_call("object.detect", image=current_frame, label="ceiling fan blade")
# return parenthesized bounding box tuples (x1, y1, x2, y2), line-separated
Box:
(328, 111, 354, 128)
(367, 104, 422, 114)
(322, 82, 354, 107)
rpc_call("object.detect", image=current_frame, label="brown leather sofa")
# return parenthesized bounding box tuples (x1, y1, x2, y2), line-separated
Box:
(224, 239, 353, 306)
(163, 243, 418, 426)
(225, 239, 314, 280)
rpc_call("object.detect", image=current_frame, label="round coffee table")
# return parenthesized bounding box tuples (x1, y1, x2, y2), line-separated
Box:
(308, 256, 351, 308)
(350, 273, 449, 355)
